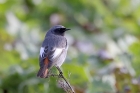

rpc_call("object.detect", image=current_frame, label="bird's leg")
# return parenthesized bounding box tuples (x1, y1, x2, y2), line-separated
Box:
(56, 66, 63, 76)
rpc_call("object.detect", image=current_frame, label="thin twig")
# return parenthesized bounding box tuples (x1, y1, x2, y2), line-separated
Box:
(56, 66, 75, 93)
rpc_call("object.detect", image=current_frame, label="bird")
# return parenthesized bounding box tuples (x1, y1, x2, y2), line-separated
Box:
(37, 25, 70, 78)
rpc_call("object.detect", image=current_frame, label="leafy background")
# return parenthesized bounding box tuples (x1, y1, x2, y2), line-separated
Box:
(0, 0, 140, 93)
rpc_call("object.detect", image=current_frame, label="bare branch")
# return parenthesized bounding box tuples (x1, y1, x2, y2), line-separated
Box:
(47, 67, 75, 93)
(56, 66, 75, 93)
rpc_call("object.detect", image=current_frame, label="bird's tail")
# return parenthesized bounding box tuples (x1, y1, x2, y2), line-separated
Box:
(37, 65, 48, 78)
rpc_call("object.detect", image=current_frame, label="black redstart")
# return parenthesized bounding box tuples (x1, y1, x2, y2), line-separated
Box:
(37, 25, 70, 78)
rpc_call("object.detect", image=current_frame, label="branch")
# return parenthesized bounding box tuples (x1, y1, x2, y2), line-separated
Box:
(48, 67, 75, 93)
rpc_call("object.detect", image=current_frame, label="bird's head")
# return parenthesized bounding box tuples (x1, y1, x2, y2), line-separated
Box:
(50, 25, 70, 36)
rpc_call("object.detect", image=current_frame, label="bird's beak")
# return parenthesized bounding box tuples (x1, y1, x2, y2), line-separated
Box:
(65, 28, 71, 31)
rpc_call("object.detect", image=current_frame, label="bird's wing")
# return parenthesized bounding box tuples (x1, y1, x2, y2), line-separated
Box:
(37, 46, 64, 78)
(39, 46, 64, 67)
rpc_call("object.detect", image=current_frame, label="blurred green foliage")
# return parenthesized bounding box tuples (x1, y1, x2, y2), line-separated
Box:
(0, 0, 140, 93)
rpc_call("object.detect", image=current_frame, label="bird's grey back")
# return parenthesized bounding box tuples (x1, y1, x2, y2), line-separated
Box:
(42, 34, 67, 48)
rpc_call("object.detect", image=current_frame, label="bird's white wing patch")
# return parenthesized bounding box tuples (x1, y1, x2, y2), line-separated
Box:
(52, 48, 63, 59)
(40, 47, 44, 57)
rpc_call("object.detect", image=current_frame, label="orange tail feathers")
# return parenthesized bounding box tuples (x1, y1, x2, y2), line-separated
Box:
(37, 65, 49, 78)
(37, 57, 49, 78)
